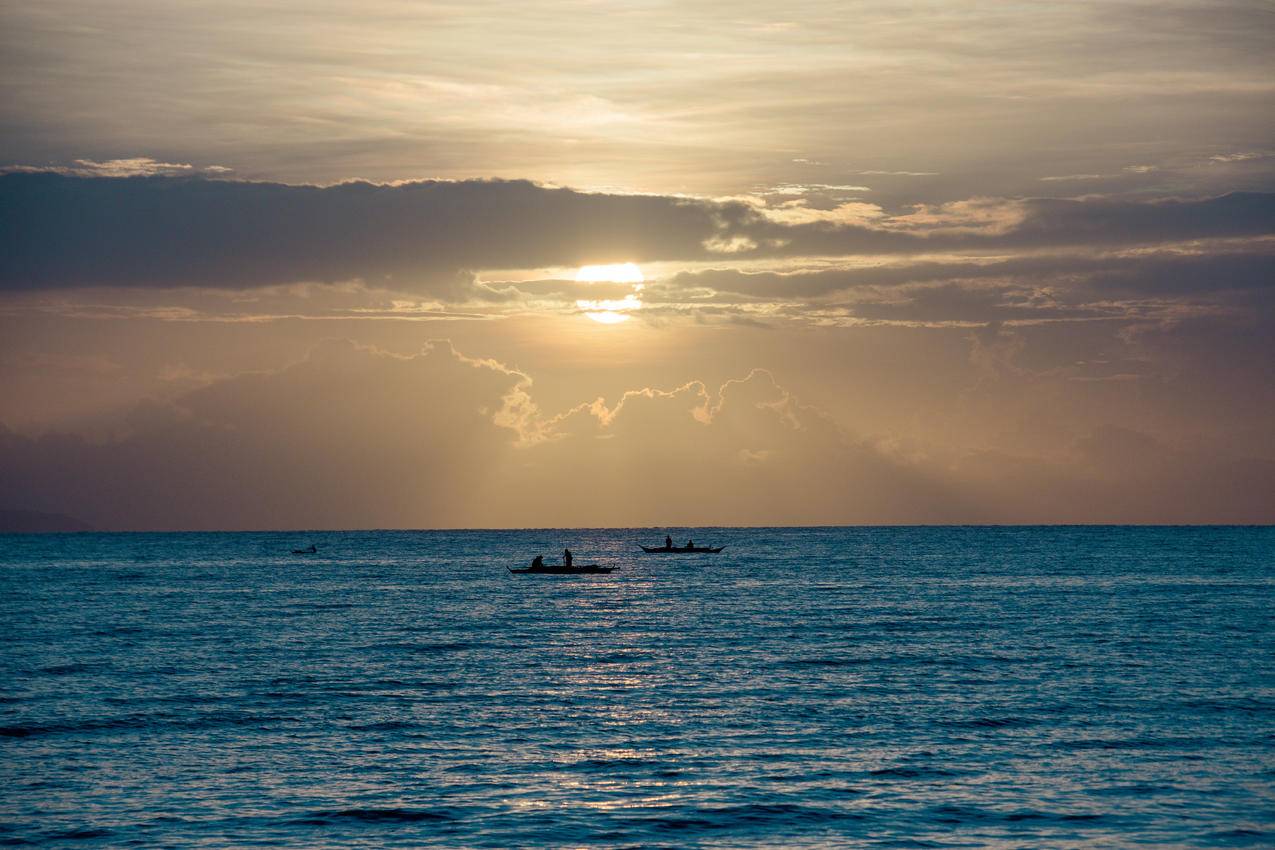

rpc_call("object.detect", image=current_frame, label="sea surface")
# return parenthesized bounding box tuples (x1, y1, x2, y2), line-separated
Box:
(1, 527, 1273, 848)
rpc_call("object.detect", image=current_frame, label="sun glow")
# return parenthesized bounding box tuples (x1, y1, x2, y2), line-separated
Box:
(576, 263, 644, 323)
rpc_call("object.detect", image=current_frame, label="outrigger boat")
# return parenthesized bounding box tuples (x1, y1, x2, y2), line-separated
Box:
(509, 563, 614, 575)
(639, 544, 724, 554)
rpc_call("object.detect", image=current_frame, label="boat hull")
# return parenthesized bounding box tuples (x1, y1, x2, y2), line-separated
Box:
(509, 565, 614, 574)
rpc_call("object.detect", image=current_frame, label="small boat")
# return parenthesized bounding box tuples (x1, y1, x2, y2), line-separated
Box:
(639, 544, 724, 554)
(292, 545, 318, 555)
(509, 564, 614, 574)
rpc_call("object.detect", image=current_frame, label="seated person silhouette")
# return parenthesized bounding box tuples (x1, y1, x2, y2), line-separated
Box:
(686, 539, 694, 548)
(531, 555, 544, 568)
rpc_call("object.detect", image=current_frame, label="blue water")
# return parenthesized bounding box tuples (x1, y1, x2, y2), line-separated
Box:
(1, 527, 1273, 848)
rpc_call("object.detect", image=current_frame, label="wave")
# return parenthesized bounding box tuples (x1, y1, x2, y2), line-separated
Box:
(869, 766, 967, 780)
(364, 641, 474, 653)
(1047, 735, 1214, 751)
(290, 807, 455, 825)
(929, 804, 1111, 826)
(1178, 696, 1274, 715)
(619, 802, 866, 831)
(345, 720, 425, 732)
(45, 827, 113, 842)
(566, 756, 668, 771)
(1203, 827, 1272, 844)
(36, 662, 92, 675)
(781, 657, 872, 668)
(0, 711, 301, 738)
(945, 716, 1036, 729)
(91, 625, 146, 636)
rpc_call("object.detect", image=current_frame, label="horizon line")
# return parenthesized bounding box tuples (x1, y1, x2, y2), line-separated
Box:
(4, 522, 1272, 535)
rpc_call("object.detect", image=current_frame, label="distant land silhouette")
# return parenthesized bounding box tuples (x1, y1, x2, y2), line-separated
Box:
(0, 509, 93, 533)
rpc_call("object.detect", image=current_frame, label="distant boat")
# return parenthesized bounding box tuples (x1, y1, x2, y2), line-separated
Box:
(639, 544, 724, 554)
(292, 545, 318, 555)
(509, 564, 614, 575)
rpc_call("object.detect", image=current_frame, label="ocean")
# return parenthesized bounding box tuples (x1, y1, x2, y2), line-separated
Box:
(2, 527, 1272, 848)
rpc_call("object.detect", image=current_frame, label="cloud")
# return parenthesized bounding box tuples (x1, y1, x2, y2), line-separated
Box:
(0, 157, 230, 177)
(1006, 193, 1275, 247)
(0, 172, 762, 294)
(4, 1, 1269, 200)
(1210, 151, 1270, 163)
(762, 200, 887, 227)
(2, 338, 1271, 529)
(659, 247, 1275, 326)
(480, 277, 638, 303)
(1040, 174, 1107, 182)
(3, 173, 1272, 298)
(854, 170, 939, 177)
(764, 192, 1275, 259)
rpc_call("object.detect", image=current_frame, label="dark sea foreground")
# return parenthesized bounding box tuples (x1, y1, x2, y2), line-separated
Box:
(1, 527, 1273, 849)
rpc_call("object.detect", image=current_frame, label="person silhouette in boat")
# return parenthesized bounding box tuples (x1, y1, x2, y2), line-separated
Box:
(531, 554, 545, 569)
(686, 539, 694, 549)
(665, 535, 673, 549)
(563, 548, 573, 567)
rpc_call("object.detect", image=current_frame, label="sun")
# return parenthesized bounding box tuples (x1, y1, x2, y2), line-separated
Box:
(576, 263, 644, 323)
(576, 262, 644, 284)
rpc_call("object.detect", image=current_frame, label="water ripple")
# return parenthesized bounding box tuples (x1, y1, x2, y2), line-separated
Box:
(1, 526, 1271, 848)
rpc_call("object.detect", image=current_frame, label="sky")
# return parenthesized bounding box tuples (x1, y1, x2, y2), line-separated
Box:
(1, 0, 1273, 529)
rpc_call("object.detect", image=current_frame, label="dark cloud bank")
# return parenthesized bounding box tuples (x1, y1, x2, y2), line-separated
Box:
(2, 173, 1273, 295)
(0, 173, 745, 292)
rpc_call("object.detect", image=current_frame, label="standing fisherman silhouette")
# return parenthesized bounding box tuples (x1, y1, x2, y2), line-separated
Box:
(665, 535, 673, 549)
(563, 548, 573, 567)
